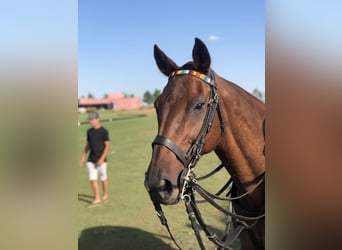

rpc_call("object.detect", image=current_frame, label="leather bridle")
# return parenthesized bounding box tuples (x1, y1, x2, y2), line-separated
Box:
(152, 69, 225, 169)
(150, 69, 265, 250)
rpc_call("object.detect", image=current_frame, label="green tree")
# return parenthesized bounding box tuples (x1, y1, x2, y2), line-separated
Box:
(252, 88, 264, 101)
(143, 89, 161, 105)
(103, 93, 108, 98)
(152, 89, 161, 102)
(87, 93, 94, 98)
(143, 90, 153, 104)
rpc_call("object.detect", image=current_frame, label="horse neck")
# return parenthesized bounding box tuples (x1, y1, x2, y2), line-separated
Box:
(214, 76, 265, 206)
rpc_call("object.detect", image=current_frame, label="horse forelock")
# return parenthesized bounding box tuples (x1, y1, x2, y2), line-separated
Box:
(179, 62, 196, 70)
(177, 61, 204, 71)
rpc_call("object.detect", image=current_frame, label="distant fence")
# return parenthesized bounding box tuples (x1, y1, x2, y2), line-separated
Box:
(78, 113, 147, 126)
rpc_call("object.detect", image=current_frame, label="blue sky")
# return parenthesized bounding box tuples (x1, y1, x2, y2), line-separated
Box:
(79, 0, 265, 99)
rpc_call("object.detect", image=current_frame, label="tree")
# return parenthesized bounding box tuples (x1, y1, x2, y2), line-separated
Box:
(143, 90, 153, 105)
(252, 88, 264, 101)
(87, 93, 95, 98)
(103, 93, 108, 98)
(152, 89, 161, 101)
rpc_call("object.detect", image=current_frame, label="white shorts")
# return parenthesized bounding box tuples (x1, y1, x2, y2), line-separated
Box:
(86, 162, 107, 181)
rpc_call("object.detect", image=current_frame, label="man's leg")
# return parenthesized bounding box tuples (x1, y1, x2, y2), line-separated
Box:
(87, 162, 101, 204)
(98, 162, 108, 200)
(101, 180, 108, 200)
(90, 180, 101, 204)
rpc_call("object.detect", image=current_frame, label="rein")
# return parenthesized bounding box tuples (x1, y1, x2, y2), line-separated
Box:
(151, 69, 264, 250)
(180, 167, 264, 250)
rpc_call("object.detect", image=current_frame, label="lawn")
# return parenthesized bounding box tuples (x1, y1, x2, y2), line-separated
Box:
(78, 109, 235, 250)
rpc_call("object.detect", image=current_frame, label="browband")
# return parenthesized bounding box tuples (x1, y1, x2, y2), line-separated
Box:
(170, 70, 212, 85)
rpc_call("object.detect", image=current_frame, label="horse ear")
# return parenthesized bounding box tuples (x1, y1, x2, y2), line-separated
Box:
(192, 38, 211, 74)
(154, 45, 178, 76)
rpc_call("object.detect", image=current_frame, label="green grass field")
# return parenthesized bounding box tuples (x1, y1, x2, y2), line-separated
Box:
(78, 109, 236, 250)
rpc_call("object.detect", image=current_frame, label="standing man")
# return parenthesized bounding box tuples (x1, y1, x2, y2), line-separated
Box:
(80, 111, 110, 206)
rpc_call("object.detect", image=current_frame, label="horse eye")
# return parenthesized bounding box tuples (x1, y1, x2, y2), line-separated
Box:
(194, 102, 205, 111)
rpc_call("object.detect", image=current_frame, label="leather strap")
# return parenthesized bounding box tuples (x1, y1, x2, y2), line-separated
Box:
(153, 202, 182, 250)
(152, 136, 188, 166)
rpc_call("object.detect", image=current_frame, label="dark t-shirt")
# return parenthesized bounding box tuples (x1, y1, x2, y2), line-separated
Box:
(87, 126, 109, 163)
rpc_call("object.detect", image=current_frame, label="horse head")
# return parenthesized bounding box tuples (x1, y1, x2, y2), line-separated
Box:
(144, 38, 223, 205)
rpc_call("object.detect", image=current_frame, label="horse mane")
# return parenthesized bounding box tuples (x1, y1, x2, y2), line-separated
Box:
(179, 62, 264, 106)
(224, 77, 264, 104)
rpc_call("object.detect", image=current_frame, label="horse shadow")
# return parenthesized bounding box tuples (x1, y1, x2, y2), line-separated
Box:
(78, 226, 176, 250)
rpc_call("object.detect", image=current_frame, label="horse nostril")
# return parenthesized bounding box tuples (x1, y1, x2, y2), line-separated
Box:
(158, 178, 173, 199)
(162, 179, 173, 194)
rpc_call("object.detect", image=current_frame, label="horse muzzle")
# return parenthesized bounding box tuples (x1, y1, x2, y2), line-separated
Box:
(144, 172, 180, 205)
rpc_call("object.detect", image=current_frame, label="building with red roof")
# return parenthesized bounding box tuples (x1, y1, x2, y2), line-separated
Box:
(78, 93, 142, 110)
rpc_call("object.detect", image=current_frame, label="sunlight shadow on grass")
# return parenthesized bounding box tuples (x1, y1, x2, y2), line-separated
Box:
(79, 226, 176, 250)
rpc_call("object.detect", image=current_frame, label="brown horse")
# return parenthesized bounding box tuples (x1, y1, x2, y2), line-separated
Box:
(144, 38, 265, 250)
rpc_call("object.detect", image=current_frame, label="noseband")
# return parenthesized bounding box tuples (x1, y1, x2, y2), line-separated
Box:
(152, 69, 225, 169)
